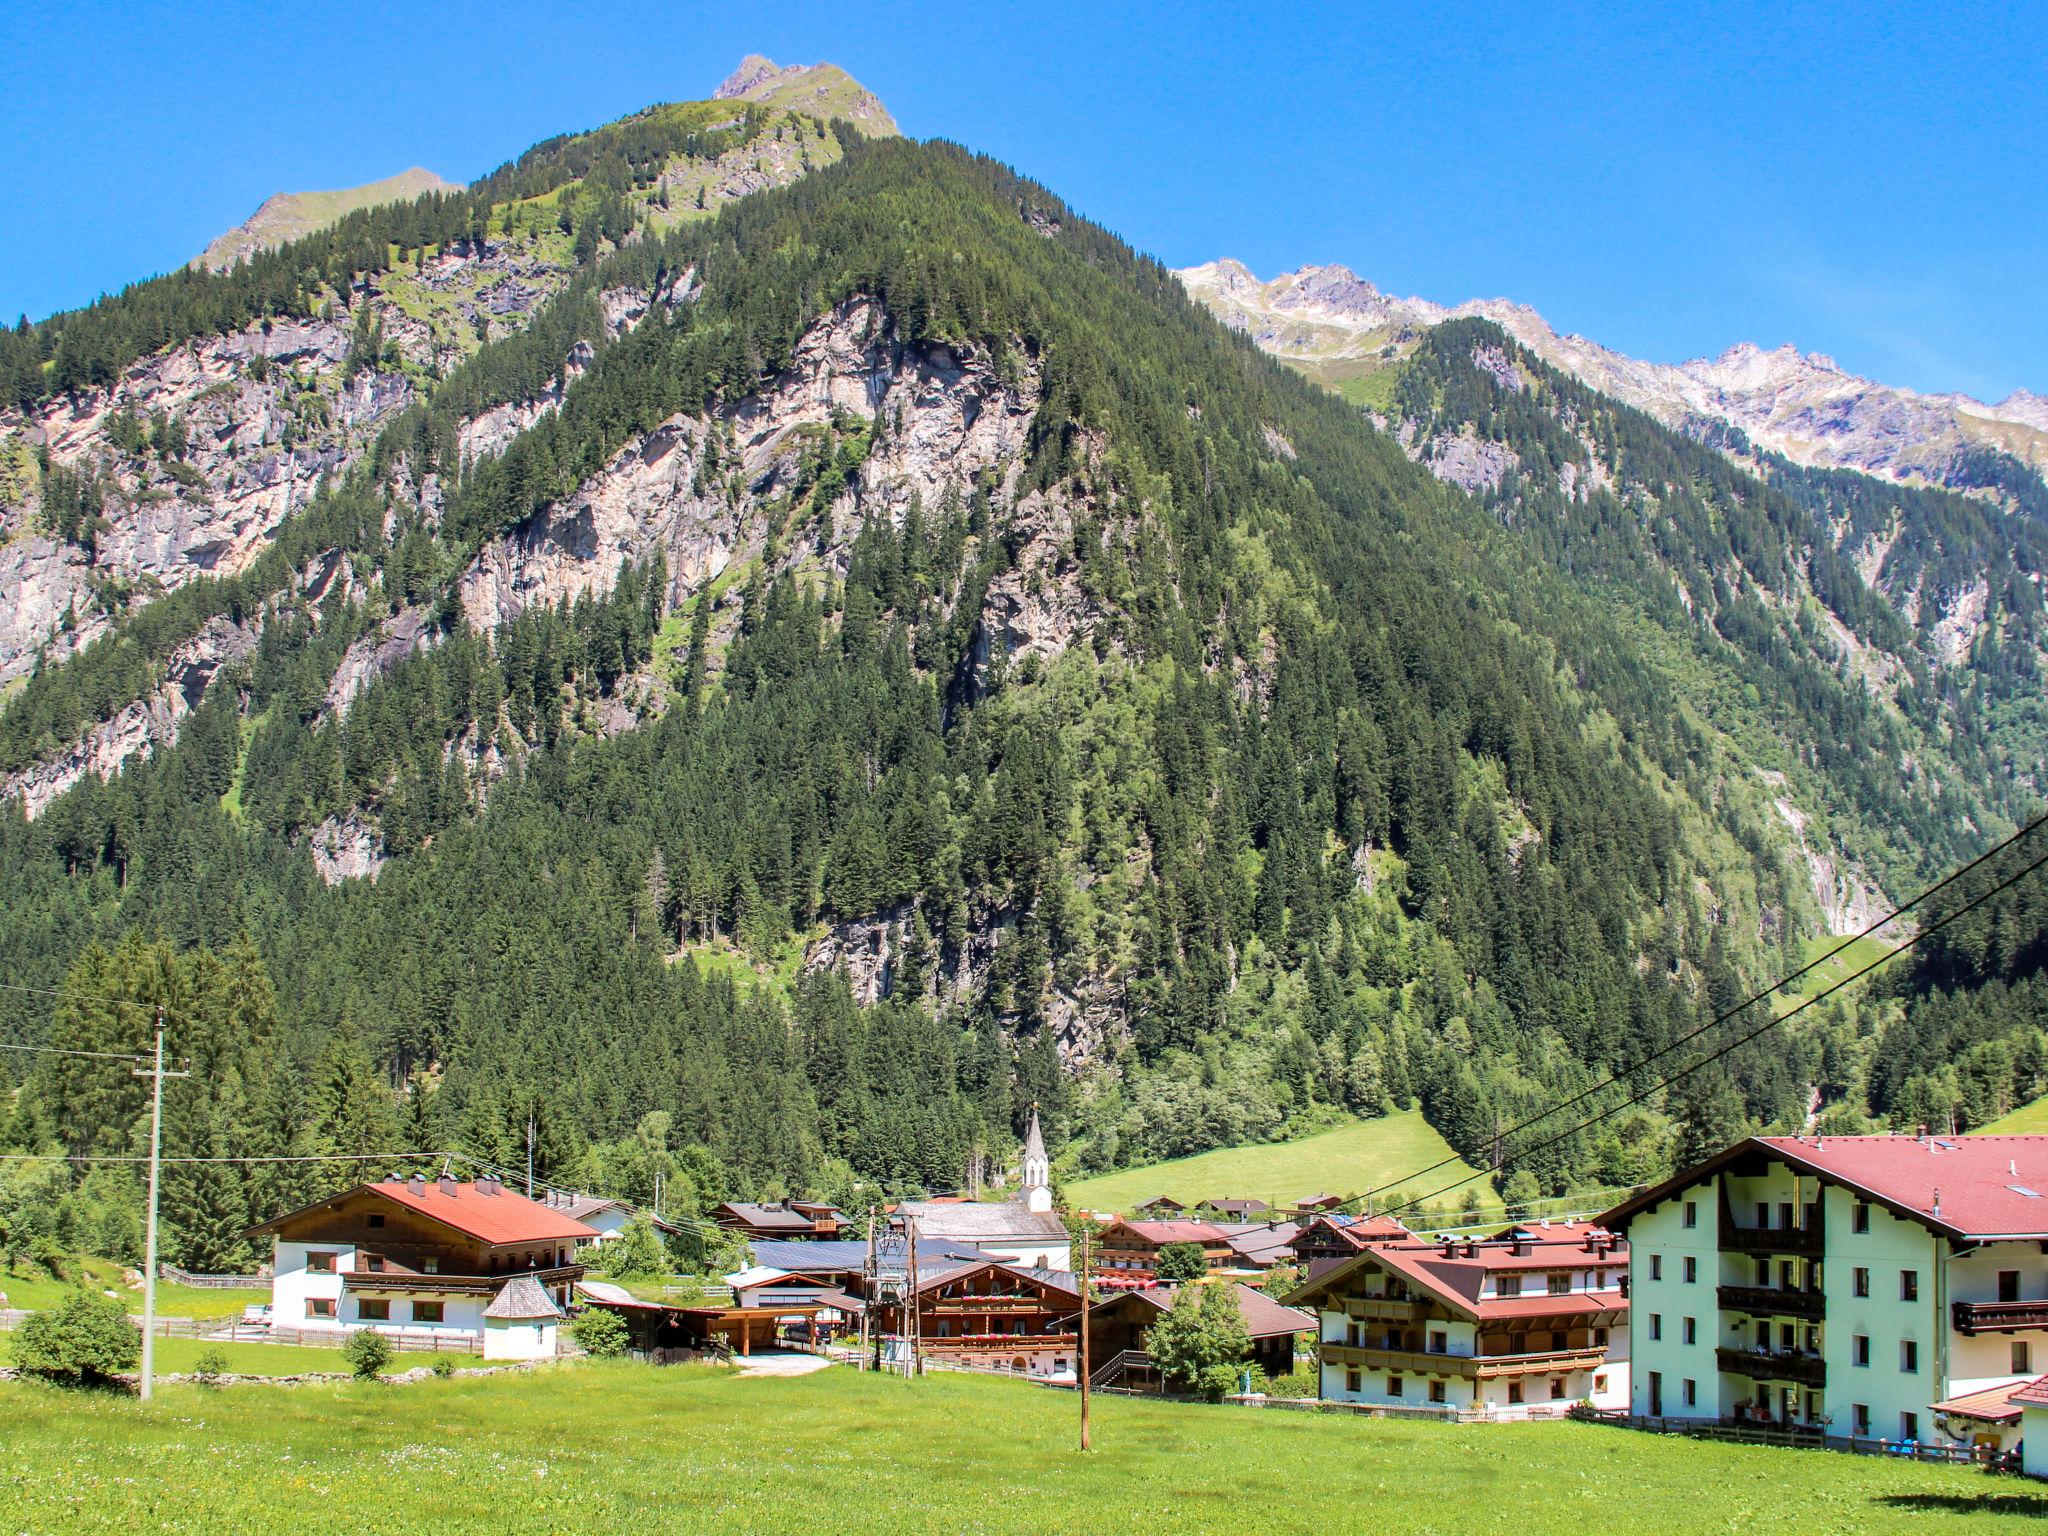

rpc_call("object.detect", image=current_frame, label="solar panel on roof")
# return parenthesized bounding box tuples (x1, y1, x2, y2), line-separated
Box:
(2008, 1184, 2044, 1198)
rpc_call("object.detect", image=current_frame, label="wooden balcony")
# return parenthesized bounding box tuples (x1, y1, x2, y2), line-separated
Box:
(1716, 1346, 1826, 1387)
(1951, 1299, 2048, 1336)
(1321, 1342, 1608, 1379)
(342, 1263, 583, 1296)
(1718, 1218, 1822, 1257)
(1718, 1284, 1825, 1320)
(1343, 1296, 1427, 1323)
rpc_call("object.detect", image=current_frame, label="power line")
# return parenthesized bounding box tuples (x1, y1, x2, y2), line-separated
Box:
(0, 978, 191, 1015)
(0, 1151, 437, 1165)
(0, 1040, 154, 1064)
(1378, 839, 2048, 1223)
(1360, 808, 2048, 1204)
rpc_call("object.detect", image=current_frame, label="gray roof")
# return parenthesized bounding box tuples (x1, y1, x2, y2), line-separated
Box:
(1023, 1107, 1047, 1163)
(485, 1274, 563, 1321)
(748, 1237, 984, 1275)
(895, 1199, 1070, 1242)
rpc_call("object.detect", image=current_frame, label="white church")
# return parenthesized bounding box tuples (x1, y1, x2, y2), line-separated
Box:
(892, 1108, 1072, 1271)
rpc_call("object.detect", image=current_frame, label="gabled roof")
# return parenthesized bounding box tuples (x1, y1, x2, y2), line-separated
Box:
(747, 1238, 984, 1276)
(1287, 1237, 1627, 1323)
(715, 1202, 831, 1232)
(1932, 1379, 2034, 1424)
(895, 1199, 1070, 1242)
(1107, 1220, 1232, 1245)
(1596, 1135, 2048, 1241)
(484, 1275, 564, 1321)
(911, 1257, 1082, 1301)
(247, 1178, 598, 1247)
(1130, 1195, 1185, 1211)
(1099, 1281, 1313, 1339)
(2009, 1376, 2048, 1410)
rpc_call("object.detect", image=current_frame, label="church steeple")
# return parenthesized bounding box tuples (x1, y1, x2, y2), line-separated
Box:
(1021, 1104, 1052, 1213)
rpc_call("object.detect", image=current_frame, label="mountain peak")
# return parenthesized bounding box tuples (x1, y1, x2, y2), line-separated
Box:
(197, 166, 461, 271)
(710, 54, 899, 137)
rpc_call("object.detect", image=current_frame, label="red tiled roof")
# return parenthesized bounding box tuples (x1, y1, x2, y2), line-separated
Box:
(367, 1179, 598, 1245)
(1600, 1135, 2048, 1241)
(1475, 1292, 1628, 1323)
(2010, 1376, 2048, 1410)
(1933, 1379, 2034, 1422)
(1292, 1237, 1626, 1321)
(1107, 1281, 1314, 1339)
(1112, 1220, 1232, 1245)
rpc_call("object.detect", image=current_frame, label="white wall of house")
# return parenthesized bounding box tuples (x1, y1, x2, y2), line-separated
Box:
(1948, 1239, 2045, 1396)
(2025, 1402, 2048, 1479)
(1822, 1194, 1942, 1441)
(270, 1239, 487, 1338)
(483, 1317, 559, 1360)
(956, 1237, 1071, 1271)
(1625, 1178, 1722, 1420)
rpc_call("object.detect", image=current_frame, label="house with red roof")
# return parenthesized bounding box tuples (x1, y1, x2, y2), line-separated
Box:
(1286, 1225, 1629, 1417)
(1092, 1220, 1241, 1288)
(1596, 1134, 2048, 1447)
(246, 1174, 597, 1356)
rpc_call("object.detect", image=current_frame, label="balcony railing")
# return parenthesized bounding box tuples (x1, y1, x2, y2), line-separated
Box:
(1717, 1218, 1822, 1257)
(1952, 1299, 2048, 1335)
(1322, 1341, 1608, 1379)
(1716, 1346, 1826, 1387)
(1718, 1284, 1825, 1320)
(342, 1263, 583, 1296)
(1343, 1297, 1427, 1322)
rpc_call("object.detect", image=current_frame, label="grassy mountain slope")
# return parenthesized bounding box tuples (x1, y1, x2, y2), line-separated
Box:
(0, 119, 1951, 1269)
(713, 54, 899, 136)
(198, 167, 462, 270)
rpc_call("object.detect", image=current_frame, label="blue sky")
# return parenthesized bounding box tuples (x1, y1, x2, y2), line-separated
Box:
(2, 0, 2040, 400)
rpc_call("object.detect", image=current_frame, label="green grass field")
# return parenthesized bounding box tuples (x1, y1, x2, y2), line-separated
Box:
(139, 1336, 357, 1375)
(0, 1362, 2032, 1534)
(1780, 932, 1902, 999)
(0, 1257, 266, 1320)
(1981, 1094, 2048, 1134)
(1064, 1111, 1498, 1216)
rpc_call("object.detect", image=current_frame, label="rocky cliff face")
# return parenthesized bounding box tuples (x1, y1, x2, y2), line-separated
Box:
(1179, 259, 2048, 500)
(712, 55, 900, 137)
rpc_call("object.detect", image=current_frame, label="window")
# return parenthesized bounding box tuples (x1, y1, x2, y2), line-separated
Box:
(1548, 1272, 1571, 1296)
(1682, 1257, 1698, 1284)
(307, 1298, 335, 1318)
(1682, 1316, 1697, 1345)
(306, 1251, 338, 1274)
(1900, 1340, 1919, 1374)
(2000, 1271, 2022, 1304)
(1594, 1327, 1609, 1347)
(413, 1301, 444, 1324)
(1594, 1373, 1608, 1393)
(1852, 1267, 1870, 1298)
(1900, 1411, 1918, 1441)
(1757, 1201, 1771, 1229)
(1852, 1202, 1870, 1234)
(423, 1256, 439, 1274)
(1852, 1403, 1871, 1436)
(1900, 1270, 1919, 1303)
(1779, 1202, 1794, 1231)
(1345, 1368, 1361, 1393)
(364, 1254, 385, 1273)
(1682, 1378, 1697, 1407)
(1387, 1375, 1404, 1397)
(1650, 1255, 1662, 1282)
(1550, 1377, 1567, 1401)
(358, 1299, 390, 1321)
(1428, 1380, 1446, 1403)
(1428, 1330, 1448, 1354)
(1345, 1321, 1361, 1346)
(1497, 1275, 1523, 1298)
(1649, 1313, 1663, 1341)
(1507, 1380, 1523, 1405)
(367, 1213, 385, 1229)
(1779, 1322, 1796, 1352)
(1852, 1334, 1870, 1367)
(1683, 1200, 1698, 1229)
(2016, 1341, 2034, 1375)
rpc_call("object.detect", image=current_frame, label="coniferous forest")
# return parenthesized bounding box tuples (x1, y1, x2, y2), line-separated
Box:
(2, 116, 2043, 1273)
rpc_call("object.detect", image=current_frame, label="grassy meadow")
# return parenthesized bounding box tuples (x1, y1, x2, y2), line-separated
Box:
(1, 1361, 2036, 1534)
(0, 1257, 266, 1320)
(1064, 1110, 1498, 1216)
(1981, 1094, 2048, 1134)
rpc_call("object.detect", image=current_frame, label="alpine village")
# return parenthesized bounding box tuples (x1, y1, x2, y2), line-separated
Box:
(1, 31, 2045, 1536)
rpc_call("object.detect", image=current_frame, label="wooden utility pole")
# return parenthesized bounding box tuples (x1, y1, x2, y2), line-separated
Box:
(906, 1213, 922, 1379)
(133, 1011, 188, 1404)
(1079, 1225, 1092, 1451)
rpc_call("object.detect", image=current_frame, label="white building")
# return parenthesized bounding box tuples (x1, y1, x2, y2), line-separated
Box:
(1599, 1133, 2048, 1446)
(247, 1174, 598, 1357)
(892, 1108, 1072, 1271)
(1287, 1220, 1631, 1418)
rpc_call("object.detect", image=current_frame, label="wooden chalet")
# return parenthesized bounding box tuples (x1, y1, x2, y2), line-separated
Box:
(1291, 1213, 1416, 1279)
(710, 1200, 848, 1240)
(1088, 1280, 1314, 1385)
(1093, 1220, 1241, 1288)
(864, 1257, 1082, 1377)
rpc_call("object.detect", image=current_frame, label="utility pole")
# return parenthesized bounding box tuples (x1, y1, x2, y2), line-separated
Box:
(906, 1214, 921, 1380)
(526, 1111, 536, 1196)
(1078, 1225, 1092, 1452)
(133, 1010, 188, 1404)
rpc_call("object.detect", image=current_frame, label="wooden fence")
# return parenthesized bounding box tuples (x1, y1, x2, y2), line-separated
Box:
(1578, 1410, 1994, 1465)
(158, 1262, 268, 1289)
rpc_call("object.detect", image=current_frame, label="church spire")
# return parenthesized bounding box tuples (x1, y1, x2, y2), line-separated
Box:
(1021, 1104, 1052, 1213)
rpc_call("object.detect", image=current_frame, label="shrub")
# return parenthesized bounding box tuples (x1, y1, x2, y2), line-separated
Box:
(343, 1329, 393, 1379)
(27, 1238, 70, 1282)
(1264, 1365, 1320, 1399)
(10, 1291, 138, 1385)
(572, 1307, 630, 1359)
(430, 1354, 456, 1379)
(192, 1348, 230, 1385)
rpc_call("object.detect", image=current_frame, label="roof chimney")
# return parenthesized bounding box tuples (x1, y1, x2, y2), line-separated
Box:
(1932, 1187, 1942, 1219)
(437, 1175, 459, 1198)
(408, 1174, 427, 1197)
(478, 1176, 500, 1196)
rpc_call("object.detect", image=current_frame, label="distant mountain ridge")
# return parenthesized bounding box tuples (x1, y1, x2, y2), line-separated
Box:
(1178, 259, 2048, 501)
(199, 167, 461, 271)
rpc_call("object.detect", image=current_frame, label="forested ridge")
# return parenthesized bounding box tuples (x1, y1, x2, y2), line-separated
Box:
(0, 125, 2022, 1271)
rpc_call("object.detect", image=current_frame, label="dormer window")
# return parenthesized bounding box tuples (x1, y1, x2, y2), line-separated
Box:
(368, 1213, 386, 1229)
